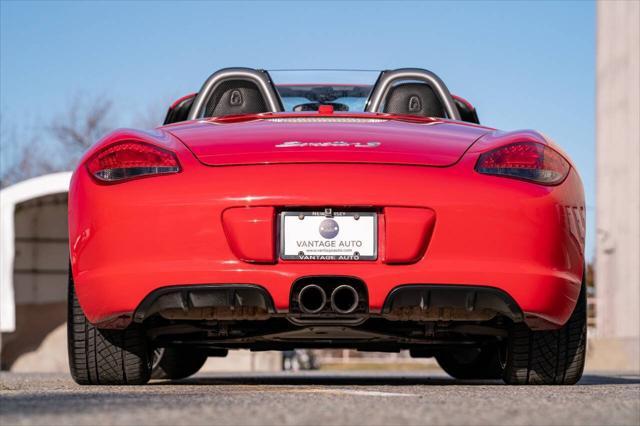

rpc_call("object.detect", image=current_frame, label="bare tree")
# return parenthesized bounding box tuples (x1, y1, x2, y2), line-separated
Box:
(132, 99, 168, 130)
(1, 114, 58, 187)
(0, 144, 59, 187)
(1, 93, 172, 187)
(49, 95, 114, 168)
(1, 95, 114, 186)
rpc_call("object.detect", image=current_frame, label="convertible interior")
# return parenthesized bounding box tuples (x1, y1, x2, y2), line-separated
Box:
(163, 68, 480, 125)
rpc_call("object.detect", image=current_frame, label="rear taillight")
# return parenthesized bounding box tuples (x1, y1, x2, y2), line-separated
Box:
(86, 141, 180, 183)
(475, 142, 570, 185)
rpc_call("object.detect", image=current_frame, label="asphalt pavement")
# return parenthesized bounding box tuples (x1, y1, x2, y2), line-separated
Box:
(1, 371, 639, 426)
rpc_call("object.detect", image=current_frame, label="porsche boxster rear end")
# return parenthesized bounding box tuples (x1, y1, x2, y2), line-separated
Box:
(67, 68, 586, 385)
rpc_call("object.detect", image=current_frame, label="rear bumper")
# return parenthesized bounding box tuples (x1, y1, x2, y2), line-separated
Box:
(109, 283, 525, 331)
(132, 284, 276, 324)
(69, 159, 585, 330)
(86, 270, 576, 331)
(382, 285, 523, 322)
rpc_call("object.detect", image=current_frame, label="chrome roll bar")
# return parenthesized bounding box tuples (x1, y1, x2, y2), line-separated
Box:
(187, 67, 283, 120)
(365, 68, 461, 120)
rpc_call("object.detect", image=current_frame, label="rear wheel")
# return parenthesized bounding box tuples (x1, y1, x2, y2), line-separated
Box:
(151, 347, 209, 380)
(436, 345, 504, 380)
(67, 267, 151, 385)
(502, 282, 587, 385)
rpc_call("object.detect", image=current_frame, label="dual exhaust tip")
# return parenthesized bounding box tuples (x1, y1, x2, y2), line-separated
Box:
(298, 284, 359, 315)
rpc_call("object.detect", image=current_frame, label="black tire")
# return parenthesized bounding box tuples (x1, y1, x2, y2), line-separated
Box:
(502, 282, 587, 385)
(436, 345, 504, 380)
(67, 267, 151, 385)
(151, 347, 208, 380)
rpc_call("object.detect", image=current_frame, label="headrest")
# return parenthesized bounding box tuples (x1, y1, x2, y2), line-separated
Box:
(382, 82, 446, 118)
(204, 80, 269, 117)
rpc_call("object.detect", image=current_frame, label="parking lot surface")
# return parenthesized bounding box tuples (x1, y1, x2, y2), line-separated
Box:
(1, 372, 639, 426)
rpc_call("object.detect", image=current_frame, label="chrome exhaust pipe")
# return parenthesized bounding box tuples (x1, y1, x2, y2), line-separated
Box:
(330, 285, 359, 314)
(298, 284, 327, 314)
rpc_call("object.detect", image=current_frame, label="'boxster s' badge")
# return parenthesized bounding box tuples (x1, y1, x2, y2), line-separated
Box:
(275, 141, 380, 148)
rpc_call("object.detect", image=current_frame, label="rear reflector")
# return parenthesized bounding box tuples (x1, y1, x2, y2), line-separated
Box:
(475, 142, 570, 185)
(86, 141, 180, 183)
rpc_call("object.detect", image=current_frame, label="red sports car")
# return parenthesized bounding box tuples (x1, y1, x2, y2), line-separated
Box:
(67, 68, 586, 385)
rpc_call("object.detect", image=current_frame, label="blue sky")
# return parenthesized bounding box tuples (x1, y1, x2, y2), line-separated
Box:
(0, 0, 596, 258)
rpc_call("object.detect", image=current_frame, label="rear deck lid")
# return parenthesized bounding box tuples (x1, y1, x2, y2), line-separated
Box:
(165, 115, 492, 167)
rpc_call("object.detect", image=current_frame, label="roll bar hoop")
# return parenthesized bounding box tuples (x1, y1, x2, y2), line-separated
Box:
(366, 68, 461, 120)
(187, 68, 283, 120)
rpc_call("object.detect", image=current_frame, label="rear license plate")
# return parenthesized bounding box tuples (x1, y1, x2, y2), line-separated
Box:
(280, 211, 377, 261)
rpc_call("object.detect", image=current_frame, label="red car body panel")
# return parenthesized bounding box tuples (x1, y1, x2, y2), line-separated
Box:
(68, 113, 585, 330)
(167, 114, 490, 167)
